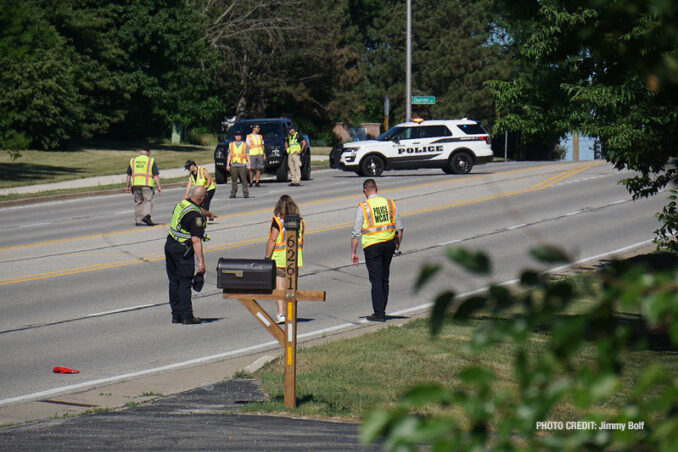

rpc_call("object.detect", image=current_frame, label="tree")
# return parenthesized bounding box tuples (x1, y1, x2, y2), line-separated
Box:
(488, 0, 678, 250)
(0, 3, 82, 152)
(355, 0, 511, 128)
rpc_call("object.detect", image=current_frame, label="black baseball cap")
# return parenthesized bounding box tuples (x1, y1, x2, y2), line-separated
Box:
(184, 160, 196, 170)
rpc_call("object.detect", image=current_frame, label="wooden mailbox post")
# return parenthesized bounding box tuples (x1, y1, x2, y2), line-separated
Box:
(222, 215, 325, 408)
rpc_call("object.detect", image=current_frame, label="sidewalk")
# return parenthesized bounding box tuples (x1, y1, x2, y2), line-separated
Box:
(0, 156, 329, 196)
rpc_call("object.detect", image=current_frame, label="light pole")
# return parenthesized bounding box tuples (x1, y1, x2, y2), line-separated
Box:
(405, 0, 412, 122)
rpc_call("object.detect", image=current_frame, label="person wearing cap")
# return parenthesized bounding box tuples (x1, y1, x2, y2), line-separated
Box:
(285, 126, 306, 186)
(165, 186, 210, 325)
(126, 148, 162, 226)
(183, 160, 216, 211)
(246, 124, 266, 187)
(226, 130, 251, 198)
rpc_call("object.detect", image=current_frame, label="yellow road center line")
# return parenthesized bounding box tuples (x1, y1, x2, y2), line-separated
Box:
(0, 162, 603, 286)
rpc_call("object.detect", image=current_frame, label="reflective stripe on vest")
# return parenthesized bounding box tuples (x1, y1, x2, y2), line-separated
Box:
(130, 155, 155, 187)
(169, 200, 205, 243)
(229, 142, 247, 164)
(190, 166, 215, 191)
(360, 196, 395, 248)
(246, 134, 264, 155)
(286, 133, 301, 154)
(270, 216, 304, 268)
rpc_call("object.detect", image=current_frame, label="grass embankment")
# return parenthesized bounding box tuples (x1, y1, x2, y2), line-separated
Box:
(240, 269, 678, 422)
(0, 144, 331, 202)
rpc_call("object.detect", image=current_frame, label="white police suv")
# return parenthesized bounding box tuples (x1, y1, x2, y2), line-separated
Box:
(332, 118, 493, 177)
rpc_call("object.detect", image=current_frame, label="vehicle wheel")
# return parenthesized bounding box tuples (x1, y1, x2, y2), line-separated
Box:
(448, 151, 473, 174)
(215, 167, 227, 184)
(301, 151, 311, 180)
(276, 156, 288, 182)
(442, 167, 453, 174)
(360, 155, 385, 177)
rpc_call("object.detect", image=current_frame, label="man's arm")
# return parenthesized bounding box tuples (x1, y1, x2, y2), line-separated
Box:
(202, 167, 214, 188)
(301, 138, 307, 152)
(183, 179, 192, 199)
(125, 174, 131, 193)
(350, 206, 363, 265)
(153, 175, 162, 194)
(191, 236, 206, 274)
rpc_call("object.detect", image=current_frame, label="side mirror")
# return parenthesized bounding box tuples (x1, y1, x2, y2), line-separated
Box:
(393, 138, 399, 144)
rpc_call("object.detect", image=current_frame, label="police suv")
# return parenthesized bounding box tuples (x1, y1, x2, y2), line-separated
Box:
(331, 118, 493, 177)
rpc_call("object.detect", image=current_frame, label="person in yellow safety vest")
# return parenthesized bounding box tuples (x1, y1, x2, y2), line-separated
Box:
(165, 186, 212, 325)
(284, 125, 306, 187)
(183, 160, 216, 211)
(265, 195, 305, 324)
(246, 124, 266, 187)
(350, 178, 403, 322)
(226, 130, 251, 198)
(125, 148, 162, 226)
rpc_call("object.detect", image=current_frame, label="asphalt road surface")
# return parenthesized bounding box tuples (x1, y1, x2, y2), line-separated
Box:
(0, 161, 667, 409)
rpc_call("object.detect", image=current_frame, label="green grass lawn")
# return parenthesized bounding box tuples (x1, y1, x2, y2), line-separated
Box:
(238, 270, 678, 424)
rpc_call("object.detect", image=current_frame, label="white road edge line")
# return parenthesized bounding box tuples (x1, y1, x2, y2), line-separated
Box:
(0, 238, 654, 408)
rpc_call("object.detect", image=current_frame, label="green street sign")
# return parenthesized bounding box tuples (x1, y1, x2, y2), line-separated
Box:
(411, 96, 436, 104)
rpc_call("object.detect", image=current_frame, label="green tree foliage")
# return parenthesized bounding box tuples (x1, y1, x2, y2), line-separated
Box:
(355, 0, 511, 128)
(0, 3, 82, 151)
(362, 247, 678, 450)
(488, 0, 678, 250)
(1, 0, 222, 150)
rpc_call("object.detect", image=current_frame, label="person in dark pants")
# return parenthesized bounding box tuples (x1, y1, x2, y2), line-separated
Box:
(165, 186, 214, 324)
(350, 179, 403, 322)
(226, 130, 251, 198)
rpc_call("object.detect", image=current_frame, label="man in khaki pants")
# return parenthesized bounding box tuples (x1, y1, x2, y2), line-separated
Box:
(285, 126, 306, 186)
(126, 148, 162, 226)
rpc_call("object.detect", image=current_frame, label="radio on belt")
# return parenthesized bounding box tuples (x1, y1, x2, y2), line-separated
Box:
(217, 258, 275, 291)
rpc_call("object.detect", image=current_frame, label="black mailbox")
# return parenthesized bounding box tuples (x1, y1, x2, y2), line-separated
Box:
(217, 258, 276, 291)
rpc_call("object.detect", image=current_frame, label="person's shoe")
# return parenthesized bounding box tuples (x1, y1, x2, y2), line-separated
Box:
(248, 182, 253, 187)
(365, 314, 386, 322)
(172, 315, 183, 324)
(255, 182, 261, 187)
(135, 222, 144, 226)
(244, 194, 250, 199)
(182, 317, 202, 325)
(142, 215, 155, 226)
(229, 195, 236, 199)
(276, 314, 285, 324)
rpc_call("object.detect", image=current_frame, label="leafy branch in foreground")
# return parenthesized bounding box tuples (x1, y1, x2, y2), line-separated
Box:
(361, 246, 678, 451)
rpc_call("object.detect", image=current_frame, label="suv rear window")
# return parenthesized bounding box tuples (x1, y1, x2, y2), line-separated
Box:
(457, 124, 487, 135)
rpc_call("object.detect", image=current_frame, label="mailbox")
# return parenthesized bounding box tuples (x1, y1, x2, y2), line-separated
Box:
(217, 258, 276, 291)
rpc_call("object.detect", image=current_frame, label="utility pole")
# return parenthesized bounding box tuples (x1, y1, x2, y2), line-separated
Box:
(405, 0, 412, 122)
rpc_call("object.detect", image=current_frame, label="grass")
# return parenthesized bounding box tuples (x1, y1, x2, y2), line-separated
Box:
(0, 143, 214, 190)
(0, 144, 331, 204)
(241, 268, 678, 423)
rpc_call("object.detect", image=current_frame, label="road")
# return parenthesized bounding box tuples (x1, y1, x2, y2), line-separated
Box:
(0, 161, 667, 409)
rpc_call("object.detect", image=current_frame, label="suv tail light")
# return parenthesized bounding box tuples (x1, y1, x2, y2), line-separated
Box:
(483, 136, 491, 145)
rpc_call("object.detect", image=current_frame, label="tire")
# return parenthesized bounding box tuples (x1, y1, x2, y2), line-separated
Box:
(301, 151, 311, 180)
(359, 155, 385, 177)
(448, 151, 473, 174)
(276, 156, 288, 182)
(215, 167, 227, 184)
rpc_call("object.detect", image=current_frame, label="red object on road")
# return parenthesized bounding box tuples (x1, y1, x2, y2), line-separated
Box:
(52, 366, 80, 374)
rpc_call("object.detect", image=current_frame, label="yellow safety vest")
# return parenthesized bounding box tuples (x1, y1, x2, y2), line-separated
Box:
(360, 196, 396, 248)
(246, 133, 264, 156)
(169, 199, 206, 243)
(229, 141, 247, 164)
(130, 155, 156, 187)
(190, 166, 215, 191)
(286, 133, 301, 154)
(269, 216, 304, 268)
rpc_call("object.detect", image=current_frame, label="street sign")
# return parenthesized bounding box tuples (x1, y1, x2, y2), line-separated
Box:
(411, 96, 436, 105)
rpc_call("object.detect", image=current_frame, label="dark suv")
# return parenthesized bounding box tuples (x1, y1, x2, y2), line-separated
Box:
(214, 118, 312, 183)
